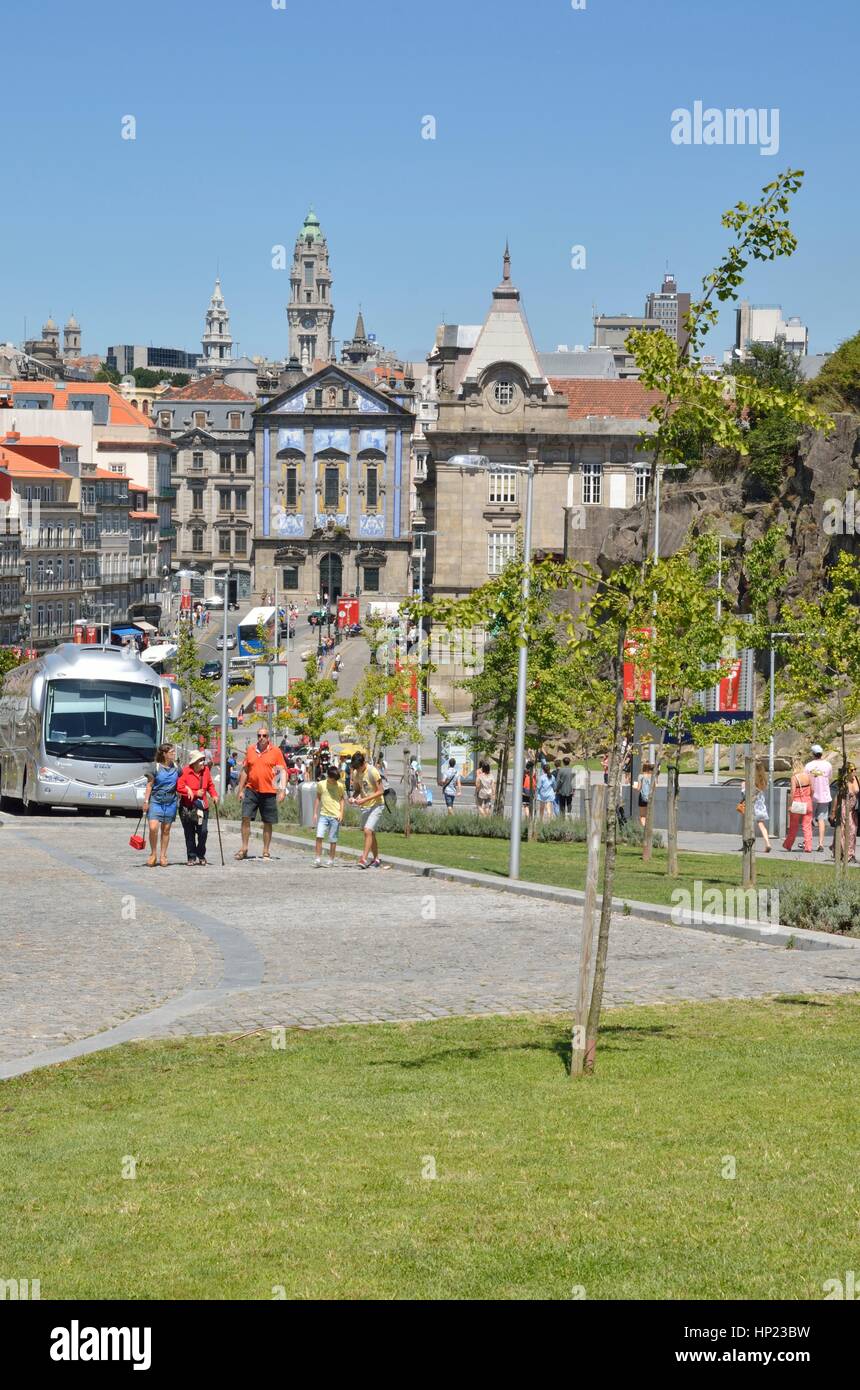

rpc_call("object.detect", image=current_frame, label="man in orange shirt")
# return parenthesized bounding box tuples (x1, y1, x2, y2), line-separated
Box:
(235, 727, 287, 860)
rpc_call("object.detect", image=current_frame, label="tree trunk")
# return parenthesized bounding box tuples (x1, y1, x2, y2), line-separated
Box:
(584, 627, 626, 1074)
(666, 750, 681, 878)
(494, 735, 510, 819)
(742, 754, 756, 888)
(641, 740, 664, 863)
(572, 783, 606, 1078)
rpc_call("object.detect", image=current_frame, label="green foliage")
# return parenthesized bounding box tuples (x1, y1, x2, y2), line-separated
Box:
(335, 663, 419, 762)
(170, 623, 216, 749)
(777, 550, 860, 764)
(95, 366, 121, 384)
(776, 877, 860, 936)
(726, 342, 807, 491)
(0, 647, 24, 680)
(284, 652, 338, 744)
(805, 329, 860, 413)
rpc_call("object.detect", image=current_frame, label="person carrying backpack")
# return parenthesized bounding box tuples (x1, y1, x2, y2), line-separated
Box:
(440, 757, 461, 815)
(635, 761, 656, 828)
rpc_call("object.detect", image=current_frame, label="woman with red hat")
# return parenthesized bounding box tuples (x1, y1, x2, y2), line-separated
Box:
(177, 749, 218, 865)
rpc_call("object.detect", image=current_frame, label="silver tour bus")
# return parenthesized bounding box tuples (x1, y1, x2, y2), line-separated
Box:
(0, 643, 183, 812)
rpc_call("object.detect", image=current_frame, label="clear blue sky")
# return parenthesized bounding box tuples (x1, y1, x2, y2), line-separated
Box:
(2, 0, 856, 363)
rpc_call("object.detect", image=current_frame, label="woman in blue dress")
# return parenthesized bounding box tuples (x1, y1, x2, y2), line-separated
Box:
(143, 743, 180, 866)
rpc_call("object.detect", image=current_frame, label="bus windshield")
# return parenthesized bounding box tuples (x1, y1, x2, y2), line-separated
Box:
(44, 679, 161, 762)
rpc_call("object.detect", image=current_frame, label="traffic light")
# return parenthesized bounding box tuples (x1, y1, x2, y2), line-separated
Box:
(227, 575, 238, 608)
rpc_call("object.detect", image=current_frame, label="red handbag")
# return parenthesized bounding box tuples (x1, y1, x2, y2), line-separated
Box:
(129, 814, 146, 851)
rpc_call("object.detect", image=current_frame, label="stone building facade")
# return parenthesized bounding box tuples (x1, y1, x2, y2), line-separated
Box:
(156, 376, 256, 602)
(253, 363, 413, 606)
(287, 209, 334, 369)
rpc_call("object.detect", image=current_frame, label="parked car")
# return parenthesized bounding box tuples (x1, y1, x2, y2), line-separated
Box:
(308, 608, 334, 627)
(228, 665, 252, 687)
(216, 632, 237, 651)
(347, 622, 362, 636)
(201, 660, 222, 680)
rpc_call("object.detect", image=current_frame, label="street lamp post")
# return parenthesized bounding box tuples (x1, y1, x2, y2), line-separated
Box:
(412, 529, 439, 768)
(450, 454, 535, 880)
(214, 567, 233, 798)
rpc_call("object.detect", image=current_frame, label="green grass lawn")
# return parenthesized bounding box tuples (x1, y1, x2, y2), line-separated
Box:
(291, 826, 826, 909)
(1, 997, 858, 1300)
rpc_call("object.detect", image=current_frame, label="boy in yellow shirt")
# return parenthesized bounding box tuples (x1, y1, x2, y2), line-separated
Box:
(313, 765, 346, 867)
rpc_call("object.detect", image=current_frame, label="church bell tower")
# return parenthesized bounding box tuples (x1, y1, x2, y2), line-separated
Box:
(287, 207, 334, 371)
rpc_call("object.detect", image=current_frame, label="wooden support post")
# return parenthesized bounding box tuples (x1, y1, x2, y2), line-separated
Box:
(572, 783, 606, 1077)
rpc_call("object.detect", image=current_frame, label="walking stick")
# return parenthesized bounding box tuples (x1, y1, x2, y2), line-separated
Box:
(213, 797, 225, 866)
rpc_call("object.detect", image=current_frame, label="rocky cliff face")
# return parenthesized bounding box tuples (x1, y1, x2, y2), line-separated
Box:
(567, 414, 860, 607)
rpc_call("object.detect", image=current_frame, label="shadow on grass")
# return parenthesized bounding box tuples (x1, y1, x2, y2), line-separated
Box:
(772, 995, 829, 1007)
(372, 1023, 677, 1075)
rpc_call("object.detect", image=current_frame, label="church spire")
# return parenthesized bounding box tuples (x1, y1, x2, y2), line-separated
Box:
(502, 240, 511, 282)
(354, 305, 366, 340)
(202, 275, 232, 367)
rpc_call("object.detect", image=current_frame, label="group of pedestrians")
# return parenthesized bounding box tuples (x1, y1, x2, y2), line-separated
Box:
(781, 744, 859, 861)
(522, 756, 577, 819)
(141, 744, 218, 867)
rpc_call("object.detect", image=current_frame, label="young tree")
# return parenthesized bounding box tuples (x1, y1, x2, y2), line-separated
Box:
(777, 551, 860, 875)
(335, 664, 420, 763)
(283, 652, 338, 748)
(170, 622, 216, 752)
(579, 169, 827, 1074)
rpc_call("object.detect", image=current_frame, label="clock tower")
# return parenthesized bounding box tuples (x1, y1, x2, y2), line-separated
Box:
(287, 207, 334, 371)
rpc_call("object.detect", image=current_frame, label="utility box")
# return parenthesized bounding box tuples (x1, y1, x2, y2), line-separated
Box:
(299, 780, 317, 828)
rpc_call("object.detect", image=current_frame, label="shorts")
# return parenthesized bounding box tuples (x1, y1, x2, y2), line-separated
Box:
(316, 814, 341, 843)
(813, 799, 831, 821)
(242, 788, 279, 824)
(444, 793, 456, 808)
(638, 795, 649, 809)
(148, 800, 177, 824)
(360, 803, 384, 832)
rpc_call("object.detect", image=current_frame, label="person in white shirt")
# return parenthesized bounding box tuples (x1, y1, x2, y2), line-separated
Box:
(804, 744, 834, 852)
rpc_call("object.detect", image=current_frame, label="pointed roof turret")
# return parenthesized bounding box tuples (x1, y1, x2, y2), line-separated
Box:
(354, 306, 366, 340)
(460, 244, 549, 389)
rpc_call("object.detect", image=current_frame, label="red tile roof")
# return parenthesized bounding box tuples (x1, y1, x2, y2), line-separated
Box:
(160, 376, 255, 402)
(548, 379, 662, 419)
(1, 435, 78, 448)
(128, 481, 148, 491)
(91, 468, 128, 480)
(3, 381, 153, 429)
(0, 448, 72, 479)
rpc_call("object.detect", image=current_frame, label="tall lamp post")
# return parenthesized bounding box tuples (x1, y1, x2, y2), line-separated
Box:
(412, 528, 438, 767)
(213, 567, 233, 798)
(451, 454, 535, 881)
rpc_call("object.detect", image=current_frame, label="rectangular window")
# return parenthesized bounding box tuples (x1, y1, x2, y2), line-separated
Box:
(219, 454, 231, 472)
(160, 412, 171, 427)
(234, 531, 247, 556)
(282, 566, 299, 591)
(191, 529, 204, 553)
(234, 454, 247, 474)
(229, 412, 241, 429)
(234, 491, 247, 513)
(194, 412, 206, 428)
(634, 465, 650, 504)
(219, 530, 231, 555)
(487, 531, 516, 575)
(324, 465, 339, 509)
(363, 566, 380, 592)
(192, 452, 204, 470)
(192, 488, 204, 511)
(582, 461, 603, 505)
(218, 489, 231, 513)
(365, 466, 378, 510)
(285, 467, 298, 508)
(342, 388, 350, 407)
(304, 261, 313, 287)
(488, 471, 517, 504)
(314, 389, 323, 407)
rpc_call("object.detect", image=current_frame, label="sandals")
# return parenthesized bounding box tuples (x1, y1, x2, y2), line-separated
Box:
(234, 850, 249, 861)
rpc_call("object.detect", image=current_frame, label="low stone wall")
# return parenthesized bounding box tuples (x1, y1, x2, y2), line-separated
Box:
(592, 782, 787, 836)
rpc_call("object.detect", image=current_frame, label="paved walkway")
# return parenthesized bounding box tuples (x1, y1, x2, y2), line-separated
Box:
(2, 816, 859, 1078)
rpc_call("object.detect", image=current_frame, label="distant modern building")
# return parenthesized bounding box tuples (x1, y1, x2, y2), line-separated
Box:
(645, 272, 691, 350)
(106, 344, 201, 375)
(592, 315, 661, 378)
(541, 346, 619, 379)
(731, 301, 809, 360)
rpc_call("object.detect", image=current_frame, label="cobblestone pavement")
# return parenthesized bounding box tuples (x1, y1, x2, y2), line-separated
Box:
(2, 815, 859, 1076)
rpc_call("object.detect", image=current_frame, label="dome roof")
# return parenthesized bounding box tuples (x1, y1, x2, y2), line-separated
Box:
(300, 207, 323, 241)
(43, 316, 58, 332)
(65, 314, 80, 330)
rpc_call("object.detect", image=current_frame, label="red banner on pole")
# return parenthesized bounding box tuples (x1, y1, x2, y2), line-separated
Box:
(623, 629, 653, 702)
(719, 659, 742, 712)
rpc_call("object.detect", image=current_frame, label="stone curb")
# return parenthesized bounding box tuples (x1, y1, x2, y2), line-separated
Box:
(257, 826, 860, 955)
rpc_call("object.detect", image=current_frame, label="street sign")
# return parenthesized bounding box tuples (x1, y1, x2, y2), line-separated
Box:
(254, 664, 290, 700)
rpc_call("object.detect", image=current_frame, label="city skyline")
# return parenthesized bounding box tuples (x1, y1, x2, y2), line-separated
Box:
(1, 0, 857, 363)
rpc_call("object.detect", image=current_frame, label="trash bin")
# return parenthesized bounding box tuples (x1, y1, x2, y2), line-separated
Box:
(299, 780, 317, 829)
